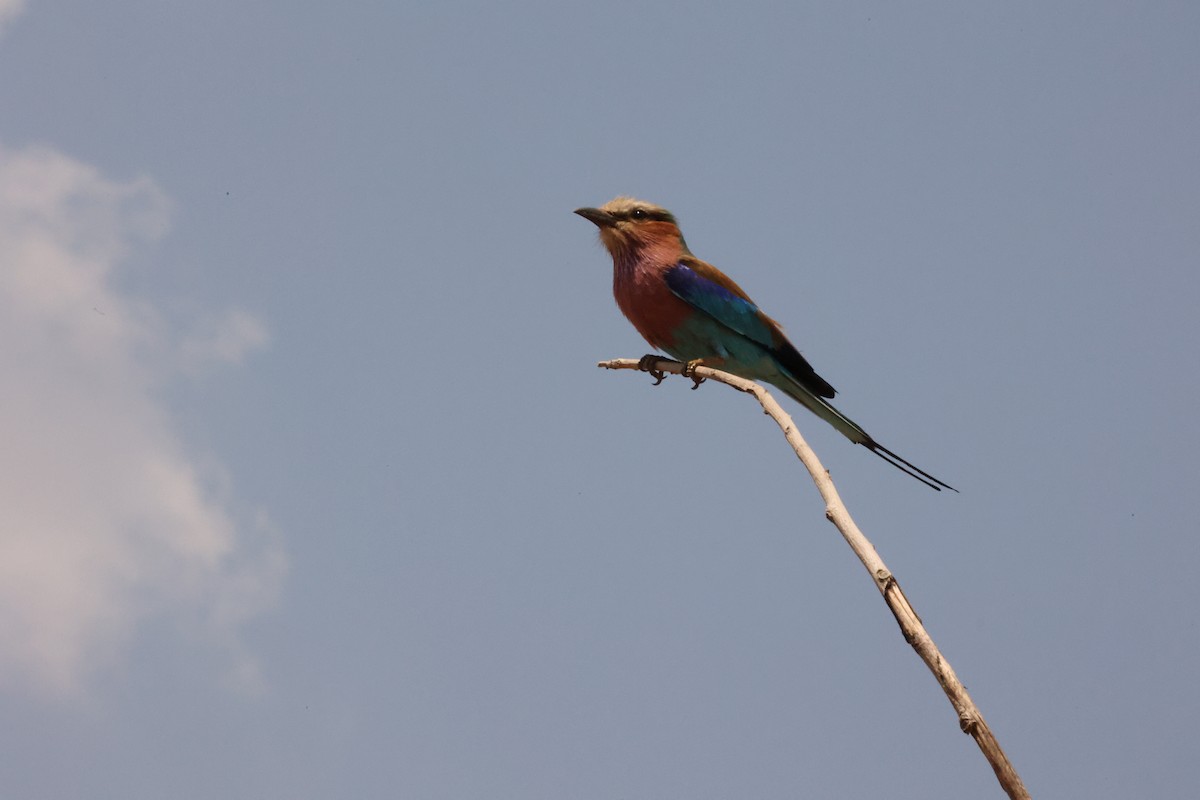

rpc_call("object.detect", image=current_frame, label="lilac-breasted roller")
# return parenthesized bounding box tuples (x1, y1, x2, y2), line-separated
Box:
(576, 196, 956, 492)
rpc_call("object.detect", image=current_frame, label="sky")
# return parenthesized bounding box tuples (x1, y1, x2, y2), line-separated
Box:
(1, 1, 1198, 797)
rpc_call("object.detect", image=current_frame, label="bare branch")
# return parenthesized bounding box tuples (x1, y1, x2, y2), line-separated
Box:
(599, 356, 1030, 800)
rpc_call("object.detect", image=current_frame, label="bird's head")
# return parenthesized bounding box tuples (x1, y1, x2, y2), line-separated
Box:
(574, 197, 690, 262)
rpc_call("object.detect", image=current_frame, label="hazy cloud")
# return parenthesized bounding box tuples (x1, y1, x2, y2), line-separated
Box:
(179, 308, 271, 375)
(0, 0, 23, 37)
(0, 143, 284, 696)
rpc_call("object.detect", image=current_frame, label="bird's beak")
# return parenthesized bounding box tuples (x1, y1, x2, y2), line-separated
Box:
(574, 207, 617, 228)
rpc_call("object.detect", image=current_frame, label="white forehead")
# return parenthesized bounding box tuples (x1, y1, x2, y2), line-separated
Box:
(599, 196, 668, 215)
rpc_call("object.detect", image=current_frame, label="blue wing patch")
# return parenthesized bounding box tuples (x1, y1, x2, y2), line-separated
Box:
(663, 262, 837, 398)
(663, 263, 775, 348)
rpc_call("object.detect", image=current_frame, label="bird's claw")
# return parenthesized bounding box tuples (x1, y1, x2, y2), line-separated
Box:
(637, 354, 667, 386)
(634, 355, 705, 389)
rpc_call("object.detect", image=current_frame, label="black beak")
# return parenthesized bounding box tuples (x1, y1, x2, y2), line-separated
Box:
(574, 207, 617, 228)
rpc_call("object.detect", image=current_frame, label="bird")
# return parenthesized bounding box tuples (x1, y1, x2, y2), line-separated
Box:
(575, 196, 956, 492)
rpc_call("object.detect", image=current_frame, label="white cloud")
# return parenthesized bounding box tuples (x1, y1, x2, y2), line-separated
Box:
(179, 307, 271, 375)
(0, 143, 285, 696)
(0, 0, 24, 37)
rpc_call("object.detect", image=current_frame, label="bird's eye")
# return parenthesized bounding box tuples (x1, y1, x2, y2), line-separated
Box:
(630, 208, 647, 220)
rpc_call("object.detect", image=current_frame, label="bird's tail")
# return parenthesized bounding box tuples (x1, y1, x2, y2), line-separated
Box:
(770, 377, 958, 492)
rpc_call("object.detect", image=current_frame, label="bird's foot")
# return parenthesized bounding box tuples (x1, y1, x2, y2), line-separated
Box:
(682, 359, 707, 390)
(637, 354, 668, 386)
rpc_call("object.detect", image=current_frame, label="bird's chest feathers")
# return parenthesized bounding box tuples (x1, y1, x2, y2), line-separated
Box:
(612, 260, 691, 350)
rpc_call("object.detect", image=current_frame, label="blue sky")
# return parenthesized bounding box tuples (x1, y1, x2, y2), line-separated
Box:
(1, 2, 1198, 797)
